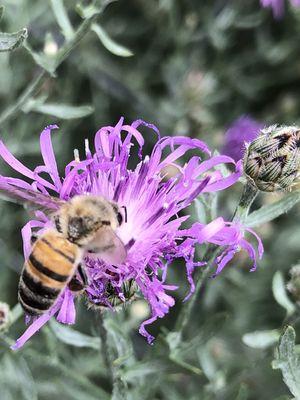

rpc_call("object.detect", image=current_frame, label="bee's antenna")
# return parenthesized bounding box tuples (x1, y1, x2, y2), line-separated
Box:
(121, 206, 127, 223)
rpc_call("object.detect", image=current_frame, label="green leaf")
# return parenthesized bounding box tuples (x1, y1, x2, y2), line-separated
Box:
(50, 0, 74, 40)
(24, 43, 56, 75)
(242, 329, 280, 349)
(0, 6, 4, 22)
(194, 198, 207, 224)
(25, 102, 94, 119)
(272, 271, 296, 316)
(0, 355, 38, 400)
(92, 23, 133, 57)
(198, 344, 225, 390)
(9, 303, 23, 326)
(245, 191, 300, 227)
(58, 384, 101, 400)
(233, 13, 263, 29)
(166, 330, 201, 375)
(212, 149, 233, 177)
(103, 316, 134, 366)
(49, 320, 100, 349)
(76, 0, 117, 19)
(235, 383, 250, 400)
(76, 3, 101, 19)
(273, 326, 300, 398)
(122, 361, 163, 382)
(0, 28, 27, 52)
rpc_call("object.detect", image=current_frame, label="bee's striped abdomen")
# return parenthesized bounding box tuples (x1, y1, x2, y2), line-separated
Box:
(18, 230, 79, 316)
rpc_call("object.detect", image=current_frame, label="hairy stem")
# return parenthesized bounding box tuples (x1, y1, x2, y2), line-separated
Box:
(98, 312, 128, 400)
(97, 312, 113, 382)
(0, 11, 101, 125)
(232, 180, 259, 223)
(174, 247, 219, 335)
(0, 71, 47, 125)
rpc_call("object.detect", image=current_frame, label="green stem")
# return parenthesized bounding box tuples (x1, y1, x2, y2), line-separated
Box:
(174, 247, 219, 335)
(0, 11, 101, 125)
(54, 13, 100, 69)
(97, 312, 113, 383)
(26, 348, 110, 399)
(232, 180, 258, 223)
(98, 312, 128, 400)
(0, 71, 47, 125)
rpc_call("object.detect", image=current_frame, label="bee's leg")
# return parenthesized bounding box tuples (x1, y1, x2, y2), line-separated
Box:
(30, 234, 38, 245)
(68, 277, 85, 292)
(68, 264, 88, 293)
(78, 263, 89, 287)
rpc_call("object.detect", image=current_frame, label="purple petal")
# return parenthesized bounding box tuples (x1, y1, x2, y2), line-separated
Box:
(21, 220, 45, 259)
(40, 125, 62, 190)
(11, 297, 63, 350)
(262, 0, 285, 18)
(139, 316, 157, 344)
(56, 289, 76, 324)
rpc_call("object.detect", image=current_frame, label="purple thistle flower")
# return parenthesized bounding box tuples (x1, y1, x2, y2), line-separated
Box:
(260, 0, 300, 18)
(182, 219, 264, 276)
(0, 118, 262, 348)
(222, 116, 263, 162)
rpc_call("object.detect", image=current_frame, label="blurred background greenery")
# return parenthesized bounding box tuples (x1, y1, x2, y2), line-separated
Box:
(1, 0, 300, 399)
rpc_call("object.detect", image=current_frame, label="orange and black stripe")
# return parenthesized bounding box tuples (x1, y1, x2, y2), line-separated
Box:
(18, 232, 78, 316)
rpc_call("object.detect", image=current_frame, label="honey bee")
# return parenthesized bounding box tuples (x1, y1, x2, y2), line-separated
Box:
(0, 184, 127, 316)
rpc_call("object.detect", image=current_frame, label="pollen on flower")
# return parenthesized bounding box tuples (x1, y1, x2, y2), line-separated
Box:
(73, 149, 80, 162)
(84, 139, 90, 154)
(0, 117, 261, 349)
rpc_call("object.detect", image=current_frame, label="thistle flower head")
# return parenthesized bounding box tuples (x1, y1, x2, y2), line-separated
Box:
(223, 116, 263, 162)
(0, 118, 262, 348)
(0, 302, 10, 331)
(287, 265, 300, 303)
(260, 0, 300, 18)
(243, 125, 300, 192)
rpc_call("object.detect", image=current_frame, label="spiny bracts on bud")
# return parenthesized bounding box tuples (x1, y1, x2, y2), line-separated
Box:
(243, 125, 300, 192)
(0, 302, 10, 331)
(287, 265, 300, 303)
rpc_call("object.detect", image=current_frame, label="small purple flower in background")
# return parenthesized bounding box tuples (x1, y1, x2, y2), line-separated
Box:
(0, 118, 263, 347)
(260, 0, 300, 18)
(222, 116, 263, 162)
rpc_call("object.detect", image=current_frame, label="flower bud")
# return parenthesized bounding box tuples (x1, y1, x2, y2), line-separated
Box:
(243, 125, 300, 192)
(287, 265, 300, 303)
(0, 302, 10, 331)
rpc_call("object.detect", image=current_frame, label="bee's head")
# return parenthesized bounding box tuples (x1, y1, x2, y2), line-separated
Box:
(56, 195, 124, 246)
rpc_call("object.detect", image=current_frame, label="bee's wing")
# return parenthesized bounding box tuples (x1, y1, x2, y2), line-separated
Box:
(0, 181, 64, 215)
(88, 228, 127, 265)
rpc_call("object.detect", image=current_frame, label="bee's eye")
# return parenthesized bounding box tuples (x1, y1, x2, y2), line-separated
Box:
(117, 212, 123, 225)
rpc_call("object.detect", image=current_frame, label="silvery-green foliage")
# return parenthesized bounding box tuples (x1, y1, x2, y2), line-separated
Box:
(273, 326, 300, 399)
